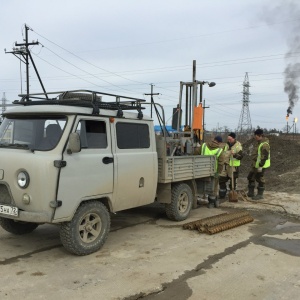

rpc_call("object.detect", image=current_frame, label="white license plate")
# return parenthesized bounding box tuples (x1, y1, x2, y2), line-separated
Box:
(0, 205, 18, 216)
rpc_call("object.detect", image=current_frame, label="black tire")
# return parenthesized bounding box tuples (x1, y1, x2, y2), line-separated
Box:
(0, 217, 38, 235)
(60, 201, 110, 256)
(165, 183, 193, 221)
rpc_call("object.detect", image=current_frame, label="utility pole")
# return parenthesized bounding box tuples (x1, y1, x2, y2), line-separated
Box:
(5, 24, 48, 99)
(144, 84, 159, 118)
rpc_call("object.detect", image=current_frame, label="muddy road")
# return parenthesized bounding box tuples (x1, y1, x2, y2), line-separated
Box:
(1, 196, 300, 300)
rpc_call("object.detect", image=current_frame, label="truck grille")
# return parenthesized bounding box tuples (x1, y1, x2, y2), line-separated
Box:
(0, 184, 13, 204)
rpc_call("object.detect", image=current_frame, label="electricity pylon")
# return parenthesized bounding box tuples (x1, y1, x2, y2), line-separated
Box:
(237, 72, 252, 133)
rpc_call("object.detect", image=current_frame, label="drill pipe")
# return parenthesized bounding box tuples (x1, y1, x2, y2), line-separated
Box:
(182, 213, 228, 230)
(206, 215, 254, 235)
(197, 211, 250, 232)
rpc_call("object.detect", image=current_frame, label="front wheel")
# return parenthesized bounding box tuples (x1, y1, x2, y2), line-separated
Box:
(60, 201, 110, 256)
(0, 218, 38, 235)
(165, 183, 193, 221)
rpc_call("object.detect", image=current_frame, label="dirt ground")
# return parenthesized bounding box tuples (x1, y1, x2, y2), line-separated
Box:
(238, 135, 300, 194)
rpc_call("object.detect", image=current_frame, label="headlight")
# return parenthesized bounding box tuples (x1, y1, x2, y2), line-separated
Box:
(17, 171, 30, 189)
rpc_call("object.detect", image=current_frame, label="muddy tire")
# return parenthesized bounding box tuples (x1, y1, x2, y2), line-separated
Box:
(60, 201, 110, 256)
(0, 218, 38, 235)
(165, 183, 193, 221)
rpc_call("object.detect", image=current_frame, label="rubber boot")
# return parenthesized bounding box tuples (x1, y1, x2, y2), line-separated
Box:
(247, 184, 255, 197)
(252, 187, 265, 200)
(214, 197, 220, 208)
(219, 189, 227, 199)
(207, 196, 216, 208)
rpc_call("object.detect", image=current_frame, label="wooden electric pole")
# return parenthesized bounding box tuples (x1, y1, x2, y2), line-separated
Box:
(144, 84, 159, 118)
(5, 24, 48, 99)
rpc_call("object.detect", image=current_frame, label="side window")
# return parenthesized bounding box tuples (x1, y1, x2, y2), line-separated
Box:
(77, 120, 107, 149)
(116, 122, 150, 149)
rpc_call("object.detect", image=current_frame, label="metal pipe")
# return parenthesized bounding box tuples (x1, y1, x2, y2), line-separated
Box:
(207, 215, 254, 235)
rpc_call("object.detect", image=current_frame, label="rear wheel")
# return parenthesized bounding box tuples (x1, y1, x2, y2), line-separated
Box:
(165, 183, 193, 221)
(0, 218, 38, 235)
(60, 201, 110, 256)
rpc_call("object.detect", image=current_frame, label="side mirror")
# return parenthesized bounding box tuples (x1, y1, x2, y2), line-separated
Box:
(67, 132, 81, 154)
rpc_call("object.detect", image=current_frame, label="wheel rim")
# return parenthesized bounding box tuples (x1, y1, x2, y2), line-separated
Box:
(78, 213, 102, 243)
(177, 191, 189, 212)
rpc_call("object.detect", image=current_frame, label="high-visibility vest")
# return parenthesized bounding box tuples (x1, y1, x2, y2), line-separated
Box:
(224, 142, 242, 167)
(201, 143, 222, 170)
(255, 142, 271, 168)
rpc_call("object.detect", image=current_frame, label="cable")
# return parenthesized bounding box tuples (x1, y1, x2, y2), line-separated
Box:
(32, 54, 118, 92)
(33, 45, 141, 94)
(54, 17, 300, 52)
(27, 24, 300, 79)
(31, 27, 148, 85)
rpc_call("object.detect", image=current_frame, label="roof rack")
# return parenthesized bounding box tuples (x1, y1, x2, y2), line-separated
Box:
(13, 90, 146, 117)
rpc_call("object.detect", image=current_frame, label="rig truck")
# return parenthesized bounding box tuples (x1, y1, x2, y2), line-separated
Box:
(0, 90, 215, 255)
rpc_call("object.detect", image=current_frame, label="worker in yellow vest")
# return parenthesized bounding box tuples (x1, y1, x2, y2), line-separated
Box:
(219, 132, 243, 199)
(200, 136, 225, 208)
(247, 129, 271, 200)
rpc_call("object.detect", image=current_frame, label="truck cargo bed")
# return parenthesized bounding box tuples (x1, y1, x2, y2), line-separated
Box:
(158, 155, 215, 183)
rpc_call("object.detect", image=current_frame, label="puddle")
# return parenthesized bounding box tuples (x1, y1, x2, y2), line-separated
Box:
(275, 221, 300, 230)
(253, 220, 300, 257)
(260, 236, 300, 257)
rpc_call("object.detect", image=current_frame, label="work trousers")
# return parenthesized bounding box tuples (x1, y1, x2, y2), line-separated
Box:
(213, 177, 219, 197)
(206, 176, 219, 198)
(247, 167, 266, 188)
(219, 165, 239, 190)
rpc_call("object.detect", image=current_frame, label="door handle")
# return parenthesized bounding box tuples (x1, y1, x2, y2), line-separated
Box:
(102, 157, 114, 164)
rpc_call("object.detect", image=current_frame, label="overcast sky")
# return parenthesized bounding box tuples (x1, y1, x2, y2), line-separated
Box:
(1, 0, 300, 132)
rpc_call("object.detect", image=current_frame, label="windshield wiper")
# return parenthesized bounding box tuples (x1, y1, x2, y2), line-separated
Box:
(0, 143, 30, 149)
(0, 143, 9, 148)
(10, 143, 30, 149)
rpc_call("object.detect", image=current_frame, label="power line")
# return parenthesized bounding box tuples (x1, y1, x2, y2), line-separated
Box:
(66, 17, 300, 52)
(33, 46, 138, 94)
(31, 27, 148, 85)
(32, 54, 118, 92)
(2, 51, 300, 85)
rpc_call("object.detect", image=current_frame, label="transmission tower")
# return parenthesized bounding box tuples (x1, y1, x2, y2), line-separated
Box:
(237, 72, 252, 133)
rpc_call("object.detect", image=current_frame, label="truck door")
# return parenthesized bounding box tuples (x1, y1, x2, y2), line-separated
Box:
(54, 118, 113, 220)
(112, 120, 157, 211)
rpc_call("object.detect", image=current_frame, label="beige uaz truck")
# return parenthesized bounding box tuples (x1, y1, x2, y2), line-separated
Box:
(0, 90, 215, 255)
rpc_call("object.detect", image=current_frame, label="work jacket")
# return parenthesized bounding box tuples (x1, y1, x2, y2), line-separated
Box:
(201, 140, 225, 174)
(252, 137, 271, 168)
(223, 140, 243, 167)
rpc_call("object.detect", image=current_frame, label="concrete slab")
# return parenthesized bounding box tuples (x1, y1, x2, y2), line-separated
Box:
(0, 197, 299, 300)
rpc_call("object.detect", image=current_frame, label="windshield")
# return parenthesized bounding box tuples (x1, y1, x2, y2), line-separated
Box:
(0, 116, 67, 151)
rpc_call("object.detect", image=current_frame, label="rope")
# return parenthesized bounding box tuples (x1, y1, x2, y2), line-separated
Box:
(238, 190, 287, 213)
